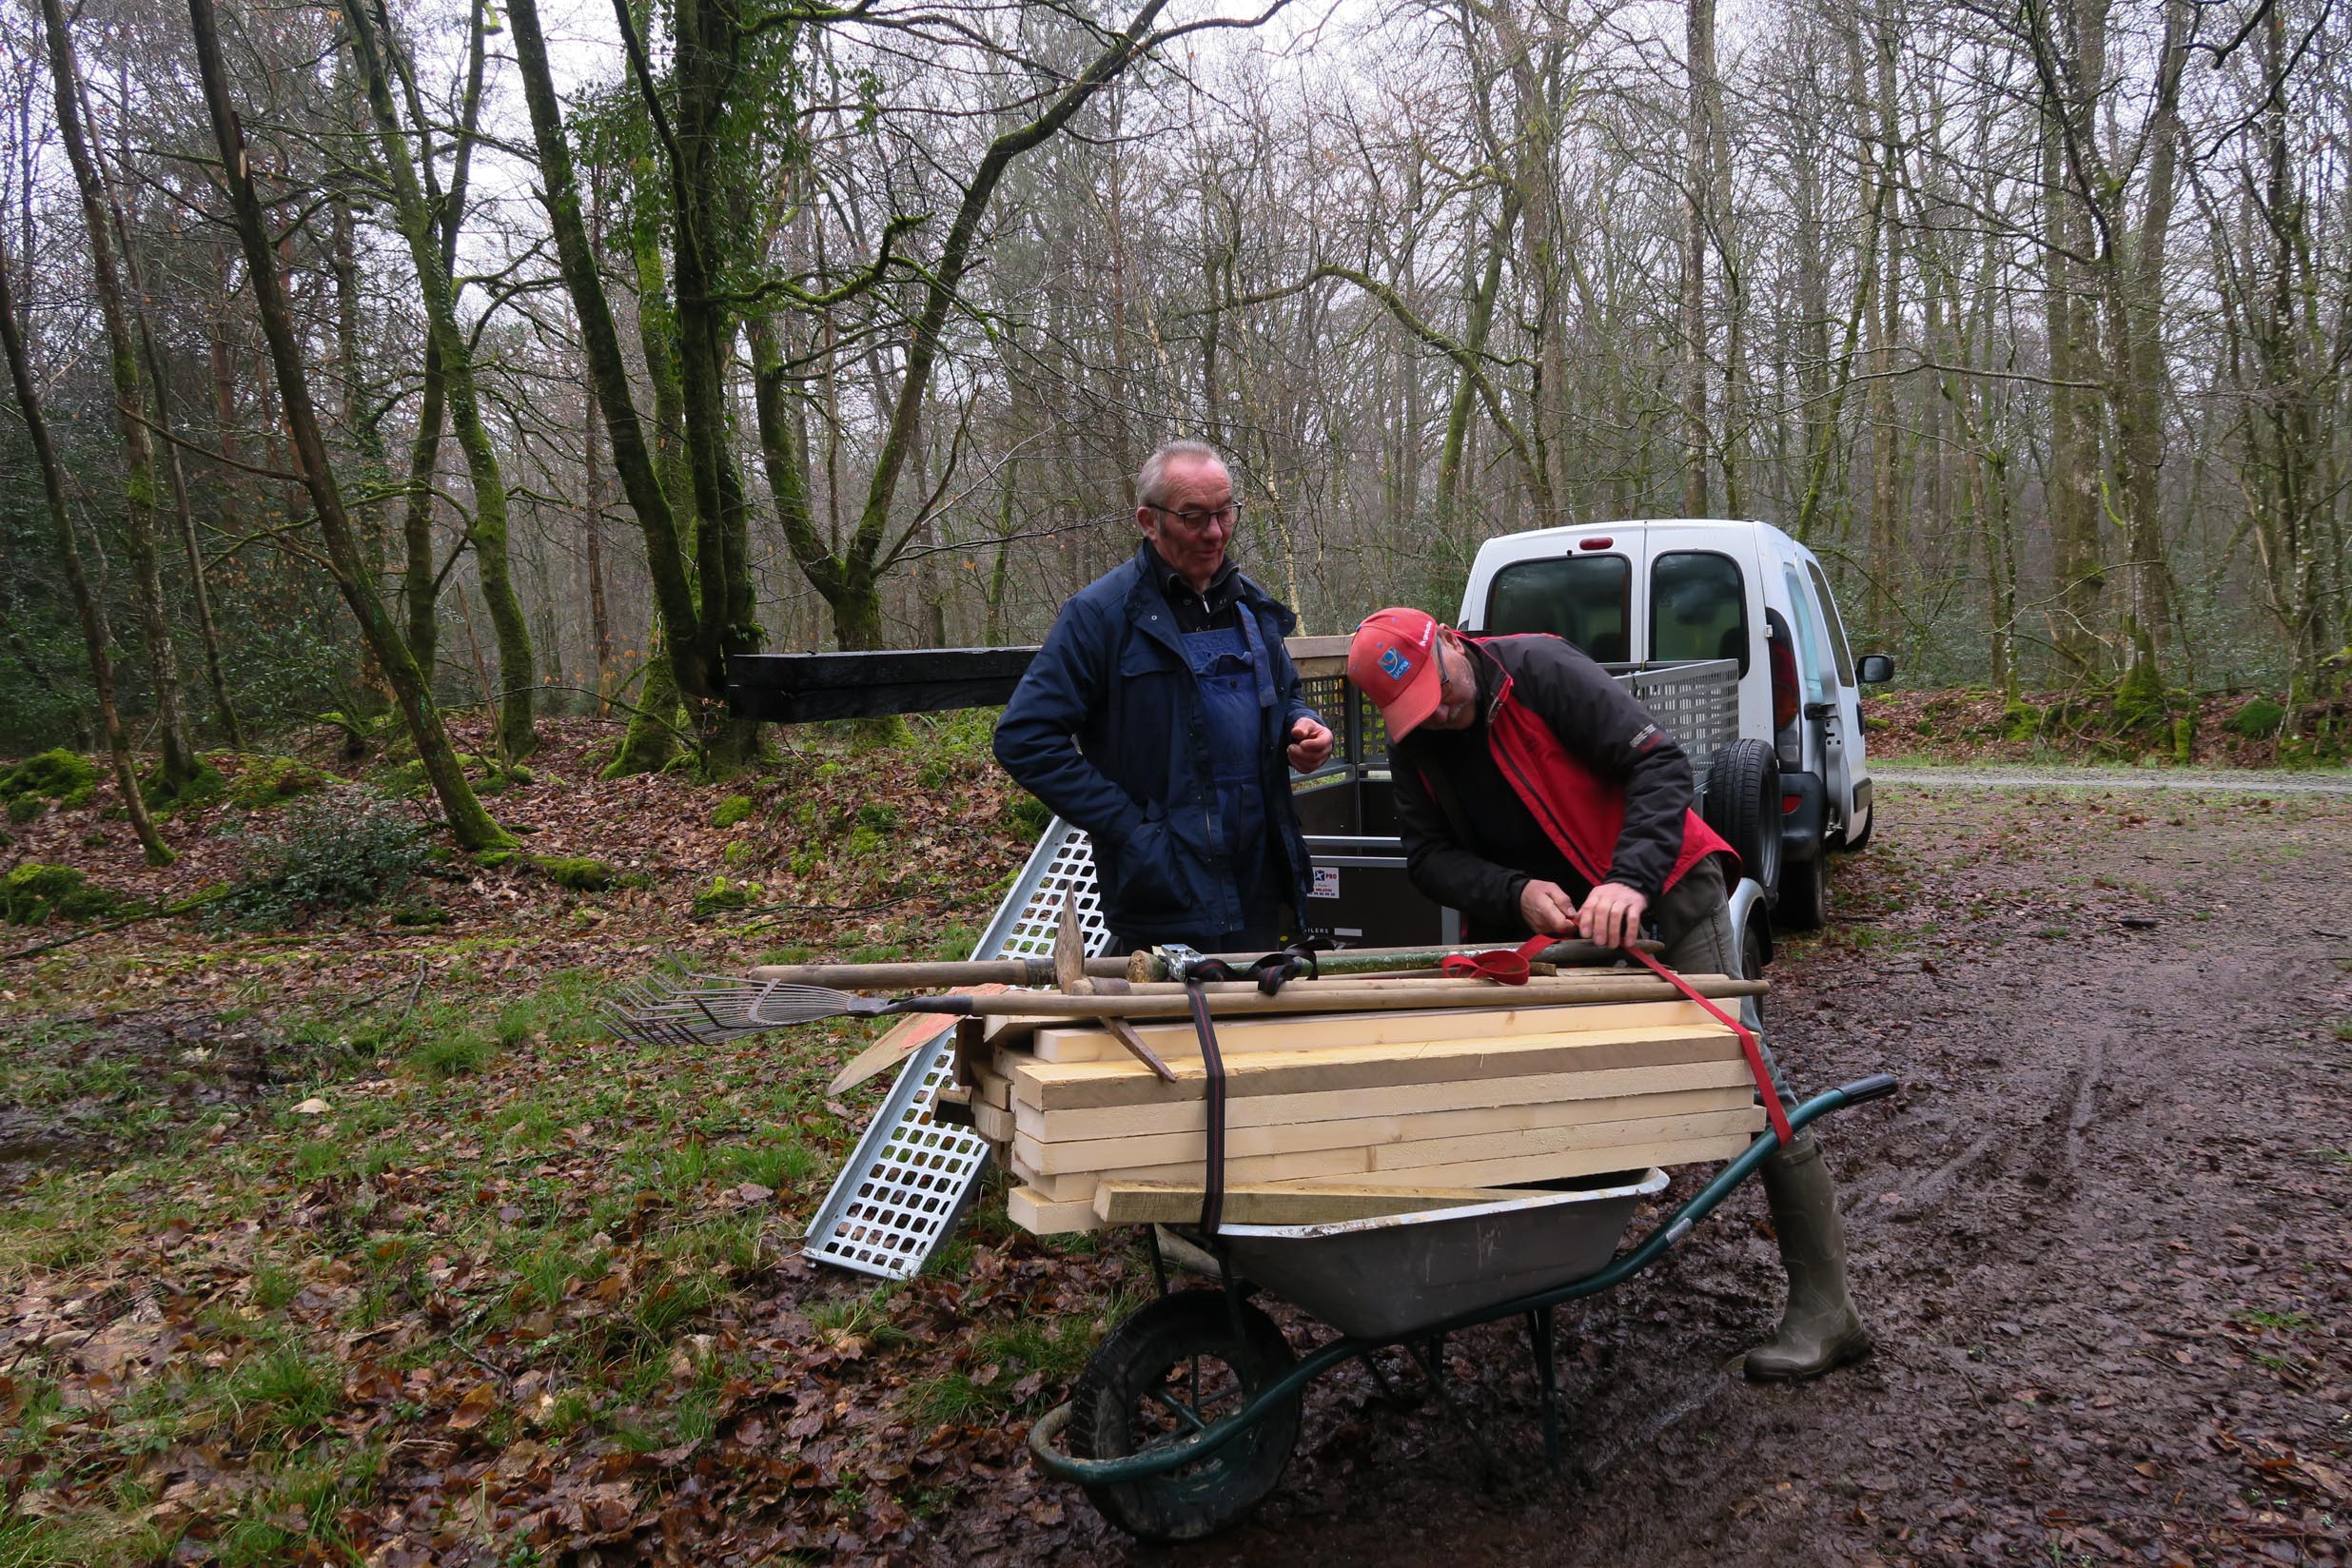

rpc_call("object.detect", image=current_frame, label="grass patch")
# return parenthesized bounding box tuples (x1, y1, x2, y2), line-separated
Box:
(718, 1139, 822, 1190)
(408, 1028, 497, 1080)
(810, 1285, 910, 1349)
(225, 1344, 341, 1444)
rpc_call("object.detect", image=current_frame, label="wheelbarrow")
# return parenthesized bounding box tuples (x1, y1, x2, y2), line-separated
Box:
(1026, 1073, 1898, 1541)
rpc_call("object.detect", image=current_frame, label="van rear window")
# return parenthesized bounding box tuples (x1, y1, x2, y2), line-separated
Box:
(1484, 556, 1631, 663)
(1652, 551, 1748, 674)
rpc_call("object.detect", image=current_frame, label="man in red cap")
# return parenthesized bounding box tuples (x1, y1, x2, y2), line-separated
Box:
(1346, 608, 1871, 1382)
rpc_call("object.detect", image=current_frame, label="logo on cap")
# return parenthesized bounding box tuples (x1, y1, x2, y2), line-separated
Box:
(1379, 649, 1412, 680)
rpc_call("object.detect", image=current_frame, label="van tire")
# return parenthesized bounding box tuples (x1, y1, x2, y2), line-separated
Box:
(1702, 740, 1782, 898)
(1778, 848, 1828, 931)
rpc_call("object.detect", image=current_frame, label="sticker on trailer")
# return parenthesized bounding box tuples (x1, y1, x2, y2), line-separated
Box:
(1310, 866, 1342, 898)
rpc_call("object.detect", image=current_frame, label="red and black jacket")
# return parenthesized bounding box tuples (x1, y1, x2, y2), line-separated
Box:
(1389, 634, 1735, 936)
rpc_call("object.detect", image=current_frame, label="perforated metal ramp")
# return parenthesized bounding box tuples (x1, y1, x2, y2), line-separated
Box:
(799, 820, 1109, 1279)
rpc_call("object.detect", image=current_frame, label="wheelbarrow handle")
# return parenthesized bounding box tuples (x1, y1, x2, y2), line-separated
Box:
(1836, 1073, 1900, 1106)
(1028, 1074, 1902, 1491)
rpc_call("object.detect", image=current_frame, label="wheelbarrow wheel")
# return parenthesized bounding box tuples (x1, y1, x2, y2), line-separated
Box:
(1065, 1289, 1301, 1541)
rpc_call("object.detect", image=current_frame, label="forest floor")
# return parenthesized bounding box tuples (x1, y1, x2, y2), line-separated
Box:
(0, 704, 2347, 1566)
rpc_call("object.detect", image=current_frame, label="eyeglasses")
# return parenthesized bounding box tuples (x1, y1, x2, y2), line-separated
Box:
(1146, 501, 1241, 531)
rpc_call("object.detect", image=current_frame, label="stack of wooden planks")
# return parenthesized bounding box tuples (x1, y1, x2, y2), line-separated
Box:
(953, 996, 1766, 1234)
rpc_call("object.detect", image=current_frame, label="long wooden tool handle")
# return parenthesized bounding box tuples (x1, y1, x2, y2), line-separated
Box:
(745, 938, 1661, 988)
(998, 972, 1733, 998)
(949, 974, 1763, 1019)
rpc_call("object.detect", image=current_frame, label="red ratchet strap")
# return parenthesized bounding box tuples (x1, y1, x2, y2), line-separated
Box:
(1622, 947, 1794, 1147)
(1439, 932, 1556, 985)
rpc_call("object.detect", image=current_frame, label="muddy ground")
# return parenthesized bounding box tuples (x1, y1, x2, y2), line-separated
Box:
(964, 780, 2352, 1566)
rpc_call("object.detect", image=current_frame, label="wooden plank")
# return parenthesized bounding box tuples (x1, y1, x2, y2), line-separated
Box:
(1094, 1182, 1524, 1225)
(834, 989, 1010, 1096)
(1281, 1134, 1758, 1189)
(1007, 1185, 1105, 1236)
(1363, 1107, 1764, 1170)
(1012, 1127, 1757, 1193)
(1023, 1167, 1121, 1202)
(1013, 1142, 1373, 1189)
(931, 1084, 976, 1127)
(1017, 1104, 1760, 1179)
(1029, 999, 1712, 1064)
(1010, 1024, 1740, 1111)
(969, 1066, 1010, 1111)
(979, 1014, 1065, 1050)
(1019, 1076, 1754, 1146)
(971, 1101, 1014, 1144)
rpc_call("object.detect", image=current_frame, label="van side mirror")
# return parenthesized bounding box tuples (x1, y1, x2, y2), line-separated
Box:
(1856, 654, 1895, 685)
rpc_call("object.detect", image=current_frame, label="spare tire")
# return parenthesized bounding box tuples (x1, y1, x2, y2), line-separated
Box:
(1702, 738, 1782, 897)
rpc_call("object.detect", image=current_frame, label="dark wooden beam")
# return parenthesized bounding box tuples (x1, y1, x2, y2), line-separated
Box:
(726, 647, 1039, 722)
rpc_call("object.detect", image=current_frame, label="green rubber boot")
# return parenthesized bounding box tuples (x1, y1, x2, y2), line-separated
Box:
(1744, 1130, 1872, 1382)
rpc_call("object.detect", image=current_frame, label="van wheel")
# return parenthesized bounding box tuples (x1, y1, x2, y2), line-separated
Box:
(1778, 849, 1828, 931)
(1702, 740, 1782, 896)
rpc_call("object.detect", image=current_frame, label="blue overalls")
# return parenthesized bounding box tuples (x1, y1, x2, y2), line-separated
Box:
(1178, 610, 1285, 951)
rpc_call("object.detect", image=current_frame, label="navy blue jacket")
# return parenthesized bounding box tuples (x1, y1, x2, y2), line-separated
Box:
(992, 544, 1320, 944)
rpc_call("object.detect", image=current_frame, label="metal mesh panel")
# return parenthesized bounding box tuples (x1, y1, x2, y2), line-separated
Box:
(1627, 659, 1742, 776)
(801, 823, 1108, 1280)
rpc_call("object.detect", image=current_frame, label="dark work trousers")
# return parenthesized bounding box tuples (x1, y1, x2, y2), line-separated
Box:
(1647, 853, 1793, 1105)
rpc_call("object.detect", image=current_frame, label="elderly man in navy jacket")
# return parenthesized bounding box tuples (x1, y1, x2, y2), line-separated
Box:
(992, 441, 1333, 954)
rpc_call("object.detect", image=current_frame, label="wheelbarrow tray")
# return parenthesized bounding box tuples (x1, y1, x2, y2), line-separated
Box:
(1205, 1168, 1671, 1340)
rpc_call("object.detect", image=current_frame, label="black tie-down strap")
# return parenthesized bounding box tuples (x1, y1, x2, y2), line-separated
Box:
(1184, 936, 1331, 995)
(1181, 939, 1329, 1231)
(1186, 978, 1229, 1234)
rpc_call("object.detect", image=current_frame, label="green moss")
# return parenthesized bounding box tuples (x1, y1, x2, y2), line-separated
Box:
(712, 794, 755, 830)
(228, 755, 339, 809)
(379, 758, 429, 797)
(2001, 699, 2042, 743)
(692, 874, 761, 919)
(534, 855, 617, 892)
(3, 862, 132, 926)
(720, 841, 756, 867)
(144, 759, 226, 814)
(378, 752, 529, 799)
(2227, 696, 2285, 739)
(2110, 627, 2169, 735)
(0, 748, 97, 802)
(474, 850, 518, 869)
(6, 795, 43, 825)
(1004, 793, 1052, 835)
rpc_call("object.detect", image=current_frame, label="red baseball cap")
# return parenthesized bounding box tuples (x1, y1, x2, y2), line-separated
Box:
(1348, 608, 1446, 738)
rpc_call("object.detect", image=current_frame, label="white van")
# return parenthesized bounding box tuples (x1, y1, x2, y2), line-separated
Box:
(1458, 519, 1895, 930)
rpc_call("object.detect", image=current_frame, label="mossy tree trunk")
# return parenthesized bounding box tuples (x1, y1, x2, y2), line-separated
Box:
(39, 0, 198, 789)
(0, 236, 172, 866)
(345, 0, 537, 764)
(186, 0, 509, 851)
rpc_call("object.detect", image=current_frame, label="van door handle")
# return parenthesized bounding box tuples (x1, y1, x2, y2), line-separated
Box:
(1803, 700, 1837, 721)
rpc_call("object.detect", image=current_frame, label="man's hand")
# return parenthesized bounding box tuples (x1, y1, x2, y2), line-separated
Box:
(1518, 879, 1580, 937)
(1285, 717, 1334, 772)
(1578, 881, 1649, 950)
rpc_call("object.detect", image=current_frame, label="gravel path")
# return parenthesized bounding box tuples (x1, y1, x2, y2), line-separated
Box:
(1874, 763, 2352, 794)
